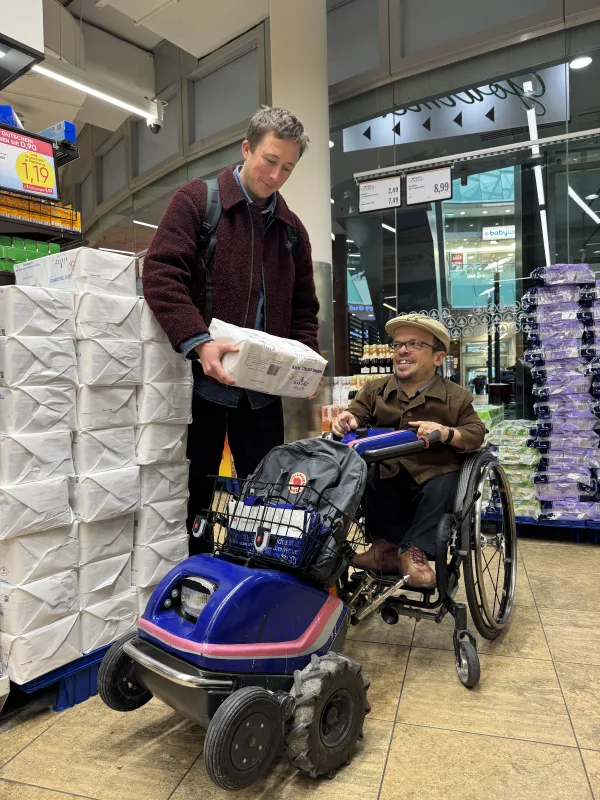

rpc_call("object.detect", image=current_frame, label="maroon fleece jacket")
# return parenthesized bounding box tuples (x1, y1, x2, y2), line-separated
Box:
(142, 165, 320, 353)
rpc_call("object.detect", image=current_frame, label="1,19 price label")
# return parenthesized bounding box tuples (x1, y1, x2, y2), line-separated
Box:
(406, 167, 453, 206)
(359, 176, 402, 213)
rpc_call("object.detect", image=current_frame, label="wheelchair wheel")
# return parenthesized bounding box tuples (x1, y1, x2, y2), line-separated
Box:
(455, 450, 517, 641)
(455, 640, 480, 689)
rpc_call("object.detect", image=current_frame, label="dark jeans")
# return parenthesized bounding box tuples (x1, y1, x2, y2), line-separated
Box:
(364, 465, 460, 558)
(186, 392, 284, 554)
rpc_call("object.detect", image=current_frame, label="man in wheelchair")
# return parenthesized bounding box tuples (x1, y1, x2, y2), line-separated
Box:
(333, 314, 486, 586)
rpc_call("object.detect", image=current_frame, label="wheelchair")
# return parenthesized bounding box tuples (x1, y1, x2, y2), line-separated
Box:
(337, 428, 518, 688)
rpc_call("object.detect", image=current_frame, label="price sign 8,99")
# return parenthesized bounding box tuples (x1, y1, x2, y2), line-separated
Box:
(406, 167, 453, 206)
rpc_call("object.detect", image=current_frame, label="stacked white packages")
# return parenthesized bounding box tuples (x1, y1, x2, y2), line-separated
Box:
(134, 301, 191, 607)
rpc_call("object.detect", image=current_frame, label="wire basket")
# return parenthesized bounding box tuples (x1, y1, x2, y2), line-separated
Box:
(204, 477, 368, 578)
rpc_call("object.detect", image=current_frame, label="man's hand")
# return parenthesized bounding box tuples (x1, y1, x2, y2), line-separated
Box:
(408, 421, 450, 442)
(332, 411, 359, 438)
(195, 340, 238, 386)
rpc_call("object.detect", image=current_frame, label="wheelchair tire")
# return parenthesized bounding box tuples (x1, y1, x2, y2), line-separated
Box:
(455, 640, 480, 689)
(97, 631, 152, 712)
(285, 652, 370, 779)
(455, 450, 517, 641)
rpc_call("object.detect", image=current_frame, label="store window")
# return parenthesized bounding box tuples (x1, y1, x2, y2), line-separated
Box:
(327, 0, 380, 85)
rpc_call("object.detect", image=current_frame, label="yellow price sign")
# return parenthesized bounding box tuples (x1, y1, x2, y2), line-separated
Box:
(15, 152, 56, 192)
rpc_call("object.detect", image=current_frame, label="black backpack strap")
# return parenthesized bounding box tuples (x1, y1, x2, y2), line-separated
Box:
(284, 223, 298, 261)
(198, 177, 222, 326)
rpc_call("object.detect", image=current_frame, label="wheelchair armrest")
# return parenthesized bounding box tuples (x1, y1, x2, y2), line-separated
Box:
(361, 431, 442, 464)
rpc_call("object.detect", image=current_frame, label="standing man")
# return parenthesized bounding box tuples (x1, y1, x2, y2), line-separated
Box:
(143, 107, 320, 553)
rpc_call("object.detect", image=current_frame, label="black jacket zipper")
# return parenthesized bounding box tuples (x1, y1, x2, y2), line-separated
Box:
(243, 204, 254, 327)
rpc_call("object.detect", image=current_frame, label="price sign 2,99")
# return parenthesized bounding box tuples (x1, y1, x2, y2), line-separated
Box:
(359, 176, 402, 213)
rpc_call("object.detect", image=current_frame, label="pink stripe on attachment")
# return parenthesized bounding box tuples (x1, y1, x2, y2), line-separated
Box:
(138, 594, 343, 658)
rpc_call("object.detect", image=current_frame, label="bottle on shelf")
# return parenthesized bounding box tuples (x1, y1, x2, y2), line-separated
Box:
(360, 345, 370, 374)
(370, 344, 380, 375)
(378, 345, 388, 374)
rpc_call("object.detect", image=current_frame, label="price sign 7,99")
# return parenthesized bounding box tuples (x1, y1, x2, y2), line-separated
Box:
(359, 176, 401, 213)
(406, 167, 453, 206)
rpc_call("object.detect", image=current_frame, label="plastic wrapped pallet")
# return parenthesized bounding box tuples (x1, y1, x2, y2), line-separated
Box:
(134, 497, 188, 546)
(140, 462, 189, 505)
(139, 299, 168, 343)
(136, 381, 193, 425)
(209, 318, 327, 398)
(142, 342, 192, 383)
(131, 536, 188, 588)
(14, 248, 136, 296)
(76, 385, 137, 430)
(72, 428, 136, 474)
(0, 569, 79, 635)
(0, 476, 73, 540)
(0, 524, 78, 585)
(79, 552, 132, 607)
(135, 424, 188, 465)
(0, 337, 77, 387)
(76, 340, 142, 386)
(75, 293, 141, 340)
(78, 515, 134, 566)
(0, 285, 75, 337)
(80, 590, 137, 653)
(0, 431, 73, 485)
(70, 466, 140, 523)
(0, 385, 77, 434)
(136, 584, 157, 616)
(0, 613, 81, 684)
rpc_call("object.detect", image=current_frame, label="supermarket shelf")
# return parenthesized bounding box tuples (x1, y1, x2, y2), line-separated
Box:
(0, 215, 82, 246)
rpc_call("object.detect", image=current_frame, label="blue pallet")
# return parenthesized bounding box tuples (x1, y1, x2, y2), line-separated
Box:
(16, 645, 111, 712)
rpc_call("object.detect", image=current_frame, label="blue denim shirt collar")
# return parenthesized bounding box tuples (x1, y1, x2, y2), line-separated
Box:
(233, 164, 277, 217)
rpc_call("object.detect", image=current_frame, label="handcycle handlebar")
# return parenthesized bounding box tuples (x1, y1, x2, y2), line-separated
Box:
(360, 429, 441, 463)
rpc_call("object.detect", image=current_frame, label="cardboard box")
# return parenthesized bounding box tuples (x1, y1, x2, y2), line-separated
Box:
(142, 342, 192, 384)
(76, 340, 142, 386)
(0, 569, 79, 635)
(135, 424, 188, 465)
(0, 285, 75, 337)
(14, 248, 136, 296)
(0, 613, 81, 684)
(0, 385, 77, 434)
(76, 385, 137, 430)
(209, 318, 327, 398)
(78, 515, 134, 566)
(140, 462, 189, 505)
(0, 476, 73, 540)
(0, 431, 73, 485)
(75, 293, 141, 340)
(139, 299, 168, 343)
(0, 524, 78, 585)
(134, 497, 188, 546)
(72, 428, 136, 475)
(80, 590, 137, 654)
(79, 552, 132, 607)
(70, 466, 140, 524)
(131, 536, 188, 588)
(0, 336, 77, 387)
(136, 381, 192, 425)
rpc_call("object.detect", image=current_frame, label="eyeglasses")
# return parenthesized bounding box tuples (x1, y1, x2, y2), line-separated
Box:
(389, 339, 436, 353)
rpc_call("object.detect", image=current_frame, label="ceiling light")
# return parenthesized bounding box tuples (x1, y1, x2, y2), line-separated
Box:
(382, 223, 396, 233)
(133, 220, 158, 229)
(586, 194, 599, 201)
(568, 186, 600, 224)
(570, 56, 592, 70)
(368, 314, 374, 318)
(482, 210, 488, 215)
(348, 254, 360, 258)
(383, 302, 397, 312)
(470, 224, 474, 227)
(463, 238, 468, 241)
(99, 248, 136, 255)
(0, 51, 6, 59)
(504, 209, 511, 213)
(331, 233, 335, 241)
(460, 211, 466, 215)
(330, 198, 334, 204)
(329, 140, 334, 148)
(346, 239, 355, 243)
(523, 80, 534, 94)
(445, 224, 449, 228)
(526, 107, 540, 156)
(540, 208, 551, 266)
(534, 165, 545, 207)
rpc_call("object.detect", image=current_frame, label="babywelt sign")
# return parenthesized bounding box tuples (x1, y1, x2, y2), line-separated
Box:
(0, 125, 59, 200)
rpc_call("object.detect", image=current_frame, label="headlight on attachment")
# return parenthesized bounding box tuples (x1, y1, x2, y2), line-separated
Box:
(180, 577, 216, 621)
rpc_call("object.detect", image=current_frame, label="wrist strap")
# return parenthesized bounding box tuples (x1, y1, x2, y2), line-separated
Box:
(446, 427, 455, 444)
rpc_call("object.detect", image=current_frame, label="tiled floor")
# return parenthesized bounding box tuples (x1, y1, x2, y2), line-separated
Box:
(1, 538, 600, 799)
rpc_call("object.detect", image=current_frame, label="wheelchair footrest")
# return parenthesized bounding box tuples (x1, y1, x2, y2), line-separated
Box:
(366, 569, 437, 593)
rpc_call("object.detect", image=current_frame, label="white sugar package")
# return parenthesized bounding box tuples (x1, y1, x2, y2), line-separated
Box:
(15, 247, 136, 296)
(136, 424, 188, 465)
(136, 382, 192, 425)
(76, 293, 140, 340)
(72, 428, 136, 474)
(78, 552, 132, 607)
(70, 466, 140, 523)
(0, 569, 79, 635)
(140, 462, 189, 504)
(76, 385, 137, 430)
(0, 337, 77, 387)
(209, 318, 326, 398)
(0, 476, 73, 540)
(139, 299, 168, 343)
(136, 584, 157, 616)
(142, 342, 192, 383)
(0, 613, 81, 684)
(134, 497, 188, 546)
(131, 536, 188, 588)
(0, 385, 76, 435)
(0, 285, 75, 337)
(0, 431, 73, 486)
(0, 524, 78, 585)
(76, 340, 142, 386)
(79, 515, 134, 566)
(81, 590, 137, 653)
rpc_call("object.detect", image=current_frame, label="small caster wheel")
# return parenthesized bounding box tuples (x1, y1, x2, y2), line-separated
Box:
(455, 640, 480, 688)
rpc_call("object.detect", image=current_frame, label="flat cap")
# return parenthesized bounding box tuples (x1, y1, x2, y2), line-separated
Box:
(385, 313, 450, 351)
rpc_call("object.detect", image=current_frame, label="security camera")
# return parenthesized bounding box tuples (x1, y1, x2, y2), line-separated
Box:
(146, 116, 163, 134)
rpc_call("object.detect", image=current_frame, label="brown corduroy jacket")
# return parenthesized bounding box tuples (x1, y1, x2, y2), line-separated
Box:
(347, 375, 486, 483)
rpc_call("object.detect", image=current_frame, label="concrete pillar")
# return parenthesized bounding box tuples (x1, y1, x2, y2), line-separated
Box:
(269, 0, 333, 440)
